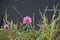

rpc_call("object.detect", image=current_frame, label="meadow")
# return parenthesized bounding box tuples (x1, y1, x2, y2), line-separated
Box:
(0, 3, 60, 40)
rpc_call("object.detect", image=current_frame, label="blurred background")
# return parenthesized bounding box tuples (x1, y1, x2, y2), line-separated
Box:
(7, 0, 60, 23)
(0, 0, 60, 25)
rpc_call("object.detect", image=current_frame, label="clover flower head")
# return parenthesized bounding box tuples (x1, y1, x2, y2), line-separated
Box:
(4, 24, 10, 29)
(23, 16, 32, 24)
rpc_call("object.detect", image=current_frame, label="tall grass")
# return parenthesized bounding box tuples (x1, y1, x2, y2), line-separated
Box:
(0, 4, 60, 40)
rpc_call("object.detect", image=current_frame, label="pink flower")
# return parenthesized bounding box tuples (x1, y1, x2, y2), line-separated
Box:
(4, 24, 10, 29)
(23, 16, 32, 24)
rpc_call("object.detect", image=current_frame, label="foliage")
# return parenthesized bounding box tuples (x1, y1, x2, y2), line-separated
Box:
(0, 4, 60, 40)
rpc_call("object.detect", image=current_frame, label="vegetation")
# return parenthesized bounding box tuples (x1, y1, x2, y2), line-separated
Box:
(0, 4, 60, 40)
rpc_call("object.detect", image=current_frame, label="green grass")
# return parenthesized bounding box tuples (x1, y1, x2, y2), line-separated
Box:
(0, 3, 60, 40)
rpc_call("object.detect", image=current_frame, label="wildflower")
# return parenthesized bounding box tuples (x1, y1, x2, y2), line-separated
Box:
(4, 24, 10, 29)
(23, 16, 32, 24)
